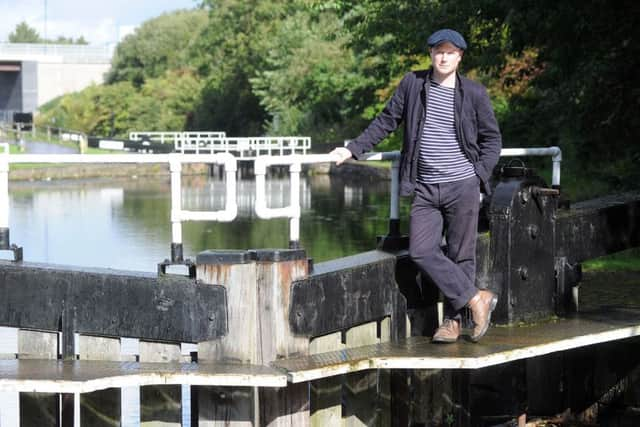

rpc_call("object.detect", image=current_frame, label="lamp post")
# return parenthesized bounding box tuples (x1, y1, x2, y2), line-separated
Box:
(44, 0, 47, 48)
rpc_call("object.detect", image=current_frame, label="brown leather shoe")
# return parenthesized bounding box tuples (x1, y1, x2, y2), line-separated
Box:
(432, 319, 461, 343)
(468, 290, 498, 342)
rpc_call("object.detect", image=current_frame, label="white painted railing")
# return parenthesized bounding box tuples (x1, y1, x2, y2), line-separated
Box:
(254, 147, 562, 246)
(254, 152, 401, 248)
(0, 145, 237, 261)
(129, 132, 311, 157)
(1, 143, 562, 255)
(129, 131, 227, 148)
(501, 147, 562, 187)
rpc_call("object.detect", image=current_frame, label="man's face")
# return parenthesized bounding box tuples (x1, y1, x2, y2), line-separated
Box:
(430, 42, 463, 76)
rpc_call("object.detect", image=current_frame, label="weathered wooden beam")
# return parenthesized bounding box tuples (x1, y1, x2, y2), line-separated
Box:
(0, 360, 286, 393)
(556, 192, 640, 263)
(274, 307, 640, 383)
(289, 250, 407, 339)
(0, 261, 227, 343)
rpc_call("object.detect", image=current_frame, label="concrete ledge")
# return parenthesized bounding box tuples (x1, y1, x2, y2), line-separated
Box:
(0, 360, 287, 393)
(8, 163, 209, 181)
(274, 307, 640, 383)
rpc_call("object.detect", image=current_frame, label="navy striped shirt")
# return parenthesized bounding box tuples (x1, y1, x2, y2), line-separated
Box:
(418, 80, 475, 184)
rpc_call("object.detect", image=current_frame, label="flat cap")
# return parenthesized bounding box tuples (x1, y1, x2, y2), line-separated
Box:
(427, 29, 467, 50)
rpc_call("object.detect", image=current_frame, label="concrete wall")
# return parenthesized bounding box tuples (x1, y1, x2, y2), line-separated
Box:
(37, 62, 110, 107)
(0, 69, 21, 111)
(21, 61, 37, 113)
(0, 43, 112, 116)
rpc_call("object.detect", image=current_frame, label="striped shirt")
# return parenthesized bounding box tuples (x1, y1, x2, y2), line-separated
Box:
(417, 80, 475, 184)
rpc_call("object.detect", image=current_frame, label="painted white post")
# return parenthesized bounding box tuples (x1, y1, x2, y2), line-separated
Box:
(170, 158, 183, 249)
(121, 338, 140, 427)
(0, 327, 19, 427)
(289, 162, 301, 247)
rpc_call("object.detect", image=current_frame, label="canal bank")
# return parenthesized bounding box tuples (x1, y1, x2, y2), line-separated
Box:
(7, 159, 391, 182)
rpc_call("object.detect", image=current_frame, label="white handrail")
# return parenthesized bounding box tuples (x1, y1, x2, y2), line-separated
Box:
(0, 148, 237, 262)
(501, 146, 562, 187)
(254, 152, 401, 247)
(130, 132, 311, 157)
(1, 144, 563, 255)
(254, 147, 561, 247)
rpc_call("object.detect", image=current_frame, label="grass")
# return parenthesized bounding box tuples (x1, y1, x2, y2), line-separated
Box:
(582, 248, 640, 272)
(3, 139, 123, 170)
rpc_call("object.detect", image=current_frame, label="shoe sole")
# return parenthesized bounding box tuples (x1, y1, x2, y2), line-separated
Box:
(431, 336, 458, 344)
(470, 294, 498, 343)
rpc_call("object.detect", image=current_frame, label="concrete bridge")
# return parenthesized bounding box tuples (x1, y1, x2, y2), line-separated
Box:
(0, 43, 112, 122)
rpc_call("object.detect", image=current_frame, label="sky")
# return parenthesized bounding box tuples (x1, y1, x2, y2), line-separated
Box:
(0, 0, 200, 45)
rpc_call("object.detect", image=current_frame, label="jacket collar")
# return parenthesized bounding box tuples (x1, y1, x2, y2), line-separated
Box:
(422, 68, 465, 109)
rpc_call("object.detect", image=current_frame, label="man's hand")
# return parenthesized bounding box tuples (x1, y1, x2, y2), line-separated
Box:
(329, 147, 353, 165)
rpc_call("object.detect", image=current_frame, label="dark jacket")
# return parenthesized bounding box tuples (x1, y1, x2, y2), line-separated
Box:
(347, 68, 502, 195)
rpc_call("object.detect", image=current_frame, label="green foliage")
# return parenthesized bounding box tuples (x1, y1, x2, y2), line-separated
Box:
(583, 248, 640, 272)
(8, 21, 88, 44)
(9, 21, 41, 43)
(249, 6, 374, 142)
(52, 35, 89, 45)
(188, 0, 294, 135)
(34, 0, 640, 199)
(36, 69, 203, 137)
(107, 9, 208, 86)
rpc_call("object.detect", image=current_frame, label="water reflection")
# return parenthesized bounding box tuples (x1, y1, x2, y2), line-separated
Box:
(8, 174, 407, 272)
(22, 140, 79, 154)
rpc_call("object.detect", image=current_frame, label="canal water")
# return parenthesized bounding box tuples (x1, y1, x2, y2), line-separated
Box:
(7, 171, 410, 271)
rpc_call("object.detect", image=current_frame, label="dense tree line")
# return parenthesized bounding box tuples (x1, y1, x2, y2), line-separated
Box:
(35, 0, 639, 197)
(8, 21, 88, 44)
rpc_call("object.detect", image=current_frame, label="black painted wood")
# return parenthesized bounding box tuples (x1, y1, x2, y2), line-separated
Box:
(289, 250, 405, 338)
(556, 192, 640, 263)
(0, 261, 227, 343)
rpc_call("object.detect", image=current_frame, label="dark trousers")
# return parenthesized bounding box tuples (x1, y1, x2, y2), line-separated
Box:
(409, 176, 480, 317)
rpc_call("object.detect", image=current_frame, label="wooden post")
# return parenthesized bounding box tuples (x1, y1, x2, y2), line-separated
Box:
(310, 332, 344, 426)
(195, 249, 310, 426)
(79, 135, 88, 154)
(254, 249, 310, 427)
(18, 330, 59, 427)
(139, 341, 182, 426)
(77, 335, 122, 426)
(196, 250, 258, 426)
(343, 322, 379, 427)
(0, 327, 19, 427)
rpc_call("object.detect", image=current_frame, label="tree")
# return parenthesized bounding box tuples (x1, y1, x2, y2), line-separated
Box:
(9, 21, 41, 43)
(249, 7, 373, 142)
(107, 9, 208, 86)
(327, 0, 640, 194)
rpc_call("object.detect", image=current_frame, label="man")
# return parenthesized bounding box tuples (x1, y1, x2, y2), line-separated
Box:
(331, 29, 502, 343)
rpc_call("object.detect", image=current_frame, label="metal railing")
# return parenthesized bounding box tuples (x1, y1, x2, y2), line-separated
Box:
(501, 147, 562, 187)
(0, 144, 562, 258)
(0, 42, 113, 64)
(129, 132, 311, 157)
(0, 146, 237, 263)
(129, 131, 227, 148)
(254, 152, 401, 248)
(254, 147, 563, 248)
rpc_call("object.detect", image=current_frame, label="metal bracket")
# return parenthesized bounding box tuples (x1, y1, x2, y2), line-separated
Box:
(157, 258, 196, 278)
(0, 228, 22, 262)
(0, 244, 23, 262)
